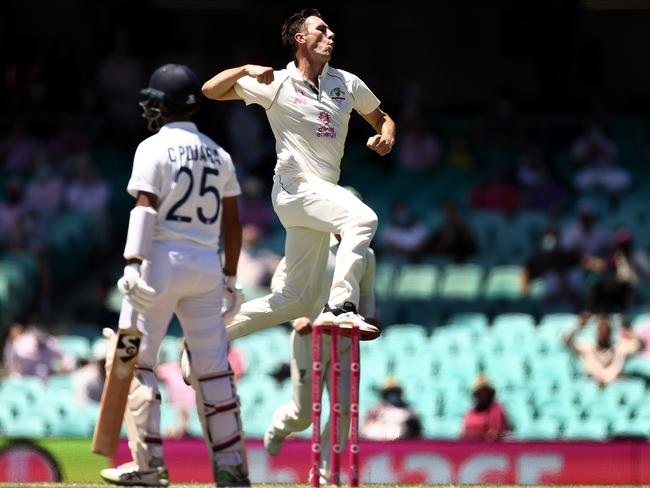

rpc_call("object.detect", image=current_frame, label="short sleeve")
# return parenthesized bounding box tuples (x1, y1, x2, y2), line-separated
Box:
(219, 150, 242, 198)
(127, 140, 162, 198)
(234, 72, 285, 109)
(349, 75, 380, 115)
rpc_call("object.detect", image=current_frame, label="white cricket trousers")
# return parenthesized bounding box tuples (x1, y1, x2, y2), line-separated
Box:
(119, 241, 229, 374)
(118, 241, 237, 466)
(227, 172, 377, 339)
(271, 330, 351, 477)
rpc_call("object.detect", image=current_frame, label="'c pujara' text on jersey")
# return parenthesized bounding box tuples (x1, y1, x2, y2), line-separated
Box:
(127, 121, 241, 251)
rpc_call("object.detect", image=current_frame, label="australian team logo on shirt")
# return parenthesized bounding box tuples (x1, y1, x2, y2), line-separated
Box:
(329, 87, 347, 107)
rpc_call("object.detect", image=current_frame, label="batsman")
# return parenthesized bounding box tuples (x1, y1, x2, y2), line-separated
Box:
(95, 64, 250, 487)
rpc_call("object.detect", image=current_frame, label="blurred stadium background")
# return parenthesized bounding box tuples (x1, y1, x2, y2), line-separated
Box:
(2, 0, 650, 484)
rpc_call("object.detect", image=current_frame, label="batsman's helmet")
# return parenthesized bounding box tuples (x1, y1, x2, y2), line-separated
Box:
(140, 64, 201, 132)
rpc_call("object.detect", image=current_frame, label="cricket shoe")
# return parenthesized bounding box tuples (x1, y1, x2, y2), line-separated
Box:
(215, 464, 251, 487)
(100, 462, 169, 486)
(263, 426, 287, 456)
(315, 302, 381, 341)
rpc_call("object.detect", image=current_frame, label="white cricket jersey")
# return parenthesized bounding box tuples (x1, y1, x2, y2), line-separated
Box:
(127, 121, 241, 251)
(235, 62, 380, 184)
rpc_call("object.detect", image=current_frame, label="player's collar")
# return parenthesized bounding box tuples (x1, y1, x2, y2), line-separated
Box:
(161, 121, 198, 132)
(287, 61, 330, 81)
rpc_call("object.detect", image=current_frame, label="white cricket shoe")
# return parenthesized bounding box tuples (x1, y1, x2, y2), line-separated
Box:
(263, 426, 286, 456)
(315, 302, 381, 341)
(100, 462, 169, 486)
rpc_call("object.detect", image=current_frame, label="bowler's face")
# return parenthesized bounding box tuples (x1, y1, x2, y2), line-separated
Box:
(302, 16, 335, 60)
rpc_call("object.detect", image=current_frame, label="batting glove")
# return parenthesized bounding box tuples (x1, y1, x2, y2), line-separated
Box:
(222, 275, 244, 322)
(117, 263, 157, 312)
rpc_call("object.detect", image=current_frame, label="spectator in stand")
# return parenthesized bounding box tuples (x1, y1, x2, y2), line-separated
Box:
(65, 155, 112, 254)
(521, 225, 583, 304)
(25, 158, 64, 216)
(237, 223, 281, 291)
(516, 147, 566, 213)
(583, 228, 650, 313)
(429, 201, 477, 262)
(0, 118, 41, 173)
(72, 335, 107, 405)
(560, 201, 610, 258)
(564, 311, 643, 386)
(65, 155, 111, 214)
(3, 191, 53, 314)
(632, 308, 650, 359)
(397, 117, 442, 172)
(361, 377, 422, 441)
(0, 178, 27, 251)
(572, 125, 630, 195)
(2, 322, 75, 379)
(380, 200, 430, 262)
(446, 135, 476, 172)
(470, 169, 520, 216)
(46, 113, 91, 165)
(461, 375, 511, 441)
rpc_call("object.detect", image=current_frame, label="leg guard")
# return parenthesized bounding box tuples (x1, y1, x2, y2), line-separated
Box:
(124, 366, 165, 471)
(185, 349, 249, 481)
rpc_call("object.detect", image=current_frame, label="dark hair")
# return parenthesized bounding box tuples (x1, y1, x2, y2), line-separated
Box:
(281, 8, 322, 55)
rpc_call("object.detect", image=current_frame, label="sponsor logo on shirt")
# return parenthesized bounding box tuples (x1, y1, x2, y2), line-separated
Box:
(316, 111, 336, 139)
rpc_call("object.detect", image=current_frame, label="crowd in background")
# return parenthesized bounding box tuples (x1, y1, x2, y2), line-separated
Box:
(2, 28, 650, 443)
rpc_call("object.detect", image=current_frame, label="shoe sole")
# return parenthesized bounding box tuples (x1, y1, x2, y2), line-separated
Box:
(315, 321, 381, 341)
(100, 472, 168, 487)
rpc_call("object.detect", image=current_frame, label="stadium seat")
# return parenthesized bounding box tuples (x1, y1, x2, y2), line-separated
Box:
(623, 355, 650, 377)
(538, 313, 579, 340)
(393, 264, 438, 300)
(0, 376, 46, 403)
(438, 264, 484, 300)
(603, 378, 647, 408)
(445, 312, 488, 335)
(528, 353, 574, 388)
(423, 416, 462, 440)
(430, 328, 474, 357)
(3, 416, 47, 437)
(490, 313, 536, 349)
(566, 378, 601, 407)
(563, 418, 608, 440)
(57, 335, 92, 361)
(47, 374, 75, 392)
(611, 417, 649, 439)
(515, 418, 560, 440)
(374, 262, 396, 300)
(483, 356, 527, 388)
(383, 324, 429, 354)
(483, 266, 525, 300)
(49, 415, 95, 437)
(437, 356, 478, 391)
(583, 400, 631, 425)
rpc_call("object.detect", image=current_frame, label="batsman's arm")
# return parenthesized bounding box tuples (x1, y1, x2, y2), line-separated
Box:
(202, 65, 274, 101)
(221, 196, 242, 278)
